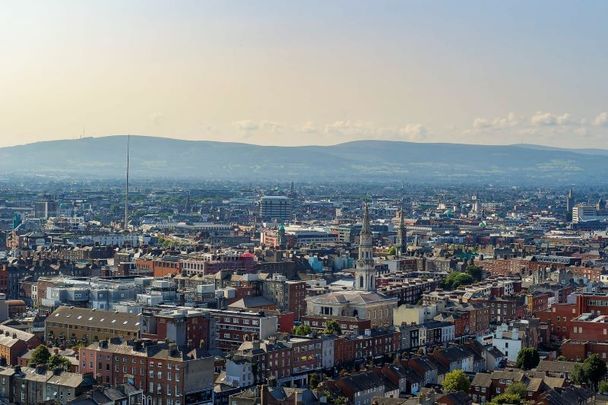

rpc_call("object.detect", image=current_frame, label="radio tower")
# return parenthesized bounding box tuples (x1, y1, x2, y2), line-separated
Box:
(124, 135, 130, 231)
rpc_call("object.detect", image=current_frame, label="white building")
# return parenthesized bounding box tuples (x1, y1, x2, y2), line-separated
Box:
(321, 336, 335, 369)
(491, 323, 523, 363)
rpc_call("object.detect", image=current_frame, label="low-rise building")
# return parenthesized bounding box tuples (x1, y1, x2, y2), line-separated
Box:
(45, 306, 142, 346)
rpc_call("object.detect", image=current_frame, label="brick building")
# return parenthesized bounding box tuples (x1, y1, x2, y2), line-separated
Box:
(142, 308, 211, 351)
(80, 339, 214, 405)
(45, 306, 142, 346)
(261, 275, 307, 320)
(301, 315, 371, 335)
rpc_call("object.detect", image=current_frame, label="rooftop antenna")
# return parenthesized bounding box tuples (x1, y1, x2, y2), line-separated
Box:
(124, 135, 130, 231)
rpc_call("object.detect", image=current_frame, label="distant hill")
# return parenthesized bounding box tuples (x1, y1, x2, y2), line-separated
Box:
(0, 135, 606, 184)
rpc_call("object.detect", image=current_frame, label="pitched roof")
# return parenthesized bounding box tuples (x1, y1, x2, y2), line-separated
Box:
(536, 360, 578, 374)
(471, 372, 492, 388)
(48, 306, 141, 332)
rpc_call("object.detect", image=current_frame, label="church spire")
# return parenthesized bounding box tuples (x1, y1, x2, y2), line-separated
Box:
(361, 202, 370, 236)
(356, 202, 375, 291)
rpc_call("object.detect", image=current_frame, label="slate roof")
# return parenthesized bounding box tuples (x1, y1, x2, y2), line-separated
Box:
(48, 306, 141, 332)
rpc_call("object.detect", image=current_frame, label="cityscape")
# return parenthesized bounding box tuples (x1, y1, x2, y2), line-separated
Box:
(2, 1, 608, 405)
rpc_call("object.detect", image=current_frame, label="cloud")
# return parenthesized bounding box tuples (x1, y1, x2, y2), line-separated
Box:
(322, 120, 429, 142)
(149, 112, 165, 126)
(593, 112, 608, 127)
(398, 124, 428, 140)
(299, 121, 317, 133)
(473, 112, 518, 129)
(233, 120, 283, 136)
(260, 121, 283, 133)
(324, 120, 375, 137)
(530, 111, 572, 126)
(233, 120, 259, 132)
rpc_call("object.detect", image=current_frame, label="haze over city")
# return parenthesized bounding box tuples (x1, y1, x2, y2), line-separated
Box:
(4, 3, 608, 405)
(2, 0, 608, 149)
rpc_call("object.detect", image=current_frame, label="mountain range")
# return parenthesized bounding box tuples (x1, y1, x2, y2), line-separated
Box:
(0, 135, 605, 184)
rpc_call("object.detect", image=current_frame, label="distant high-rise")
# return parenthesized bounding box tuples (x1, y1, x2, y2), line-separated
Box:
(395, 206, 406, 257)
(124, 135, 130, 230)
(470, 195, 480, 218)
(566, 188, 574, 222)
(34, 200, 57, 219)
(259, 196, 291, 222)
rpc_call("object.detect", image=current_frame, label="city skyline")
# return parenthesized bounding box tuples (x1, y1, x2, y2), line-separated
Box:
(2, 1, 608, 149)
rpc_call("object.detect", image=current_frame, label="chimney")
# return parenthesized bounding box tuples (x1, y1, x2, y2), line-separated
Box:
(169, 343, 179, 357)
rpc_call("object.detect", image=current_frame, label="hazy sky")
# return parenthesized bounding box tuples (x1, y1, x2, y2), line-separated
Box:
(2, 1, 608, 148)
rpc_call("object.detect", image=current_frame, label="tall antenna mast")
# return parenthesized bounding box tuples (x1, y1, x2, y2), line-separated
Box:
(124, 135, 130, 230)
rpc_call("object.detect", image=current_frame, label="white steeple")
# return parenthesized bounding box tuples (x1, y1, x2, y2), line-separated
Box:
(356, 203, 375, 291)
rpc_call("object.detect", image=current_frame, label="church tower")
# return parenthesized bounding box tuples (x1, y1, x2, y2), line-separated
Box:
(396, 206, 406, 257)
(277, 223, 286, 249)
(356, 203, 375, 291)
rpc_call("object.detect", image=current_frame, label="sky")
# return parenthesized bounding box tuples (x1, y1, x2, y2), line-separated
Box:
(1, 0, 608, 149)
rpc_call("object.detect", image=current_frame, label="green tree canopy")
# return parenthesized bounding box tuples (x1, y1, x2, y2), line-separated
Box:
(585, 354, 607, 389)
(573, 354, 608, 390)
(466, 265, 483, 281)
(48, 354, 71, 370)
(28, 345, 51, 366)
(516, 347, 540, 370)
(599, 380, 608, 394)
(292, 324, 312, 336)
(309, 373, 320, 389)
(506, 381, 528, 398)
(442, 369, 470, 393)
(322, 320, 342, 335)
(442, 272, 474, 290)
(490, 393, 522, 405)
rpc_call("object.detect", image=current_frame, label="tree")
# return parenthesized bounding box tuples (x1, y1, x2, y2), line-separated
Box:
(570, 355, 607, 390)
(293, 324, 312, 336)
(323, 320, 342, 335)
(585, 354, 607, 388)
(506, 382, 528, 398)
(309, 373, 320, 389)
(48, 354, 71, 370)
(28, 345, 51, 366)
(442, 369, 470, 393)
(490, 393, 522, 405)
(583, 354, 607, 390)
(442, 272, 474, 290)
(466, 265, 483, 281)
(599, 380, 608, 394)
(572, 364, 586, 385)
(516, 347, 540, 370)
